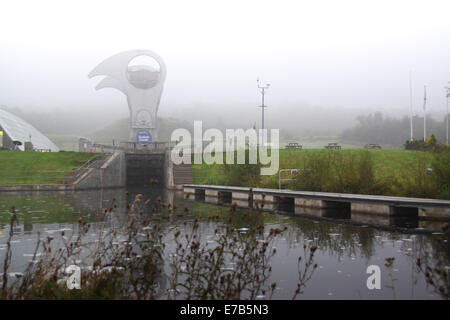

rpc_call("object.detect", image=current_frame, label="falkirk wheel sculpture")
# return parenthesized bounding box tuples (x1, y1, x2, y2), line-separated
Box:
(89, 50, 166, 143)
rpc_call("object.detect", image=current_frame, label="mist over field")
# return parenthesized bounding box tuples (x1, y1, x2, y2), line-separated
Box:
(0, 0, 449, 147)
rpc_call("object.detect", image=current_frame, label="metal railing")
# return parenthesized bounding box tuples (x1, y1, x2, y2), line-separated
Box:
(121, 141, 172, 153)
(278, 168, 312, 190)
(278, 169, 299, 190)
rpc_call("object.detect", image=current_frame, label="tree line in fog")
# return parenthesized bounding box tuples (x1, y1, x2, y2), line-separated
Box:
(341, 112, 448, 147)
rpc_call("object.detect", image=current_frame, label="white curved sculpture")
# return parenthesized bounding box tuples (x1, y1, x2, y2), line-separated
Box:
(88, 50, 166, 142)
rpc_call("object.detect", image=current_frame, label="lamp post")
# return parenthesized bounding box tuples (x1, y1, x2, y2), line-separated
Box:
(257, 78, 270, 130)
(409, 71, 414, 141)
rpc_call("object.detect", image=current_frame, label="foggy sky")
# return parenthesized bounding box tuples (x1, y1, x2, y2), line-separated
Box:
(1, 0, 449, 123)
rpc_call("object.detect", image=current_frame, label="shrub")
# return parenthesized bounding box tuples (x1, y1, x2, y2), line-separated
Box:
(431, 151, 450, 200)
(224, 148, 261, 187)
(293, 150, 380, 195)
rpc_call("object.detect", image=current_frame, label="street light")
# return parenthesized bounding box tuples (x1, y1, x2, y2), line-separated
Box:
(257, 77, 270, 130)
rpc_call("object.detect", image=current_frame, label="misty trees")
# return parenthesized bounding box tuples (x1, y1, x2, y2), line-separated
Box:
(342, 112, 447, 147)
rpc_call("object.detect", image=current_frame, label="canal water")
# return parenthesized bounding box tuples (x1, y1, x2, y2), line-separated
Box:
(0, 187, 448, 300)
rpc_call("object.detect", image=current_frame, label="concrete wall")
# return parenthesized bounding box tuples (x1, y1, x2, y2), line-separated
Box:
(165, 150, 175, 189)
(295, 198, 326, 208)
(419, 207, 450, 219)
(0, 125, 14, 150)
(253, 193, 274, 210)
(74, 152, 126, 190)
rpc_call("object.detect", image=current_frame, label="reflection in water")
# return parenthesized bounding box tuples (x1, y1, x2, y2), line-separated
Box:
(0, 187, 448, 299)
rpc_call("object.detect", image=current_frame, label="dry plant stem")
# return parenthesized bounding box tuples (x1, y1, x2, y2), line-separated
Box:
(1, 206, 18, 298)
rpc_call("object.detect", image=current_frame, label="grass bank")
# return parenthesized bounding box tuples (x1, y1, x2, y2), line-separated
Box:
(192, 149, 450, 199)
(0, 151, 96, 184)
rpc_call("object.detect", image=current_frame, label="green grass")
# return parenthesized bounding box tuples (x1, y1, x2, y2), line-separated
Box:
(276, 148, 433, 183)
(0, 151, 97, 184)
(192, 149, 441, 197)
(193, 149, 433, 183)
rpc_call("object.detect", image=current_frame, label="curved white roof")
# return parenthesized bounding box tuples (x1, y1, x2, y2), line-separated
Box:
(0, 109, 59, 152)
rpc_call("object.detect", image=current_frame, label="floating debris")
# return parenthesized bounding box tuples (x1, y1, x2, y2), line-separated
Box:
(45, 228, 72, 234)
(220, 267, 235, 272)
(8, 272, 24, 278)
(23, 253, 43, 257)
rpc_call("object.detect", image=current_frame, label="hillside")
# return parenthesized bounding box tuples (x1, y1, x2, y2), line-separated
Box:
(0, 151, 96, 184)
(87, 117, 194, 145)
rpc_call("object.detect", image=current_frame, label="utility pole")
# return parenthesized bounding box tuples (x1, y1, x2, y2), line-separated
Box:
(423, 85, 427, 141)
(409, 71, 414, 141)
(445, 83, 450, 146)
(257, 77, 270, 130)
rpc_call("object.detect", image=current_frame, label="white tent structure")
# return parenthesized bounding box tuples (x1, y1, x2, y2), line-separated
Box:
(0, 109, 59, 152)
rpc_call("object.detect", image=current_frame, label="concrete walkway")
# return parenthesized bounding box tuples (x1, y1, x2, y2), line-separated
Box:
(184, 184, 450, 217)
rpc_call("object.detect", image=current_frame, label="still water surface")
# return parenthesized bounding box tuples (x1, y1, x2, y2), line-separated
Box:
(0, 187, 448, 299)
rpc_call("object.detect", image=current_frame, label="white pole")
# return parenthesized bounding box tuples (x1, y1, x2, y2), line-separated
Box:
(447, 93, 449, 145)
(423, 85, 427, 141)
(409, 71, 413, 141)
(446, 84, 449, 146)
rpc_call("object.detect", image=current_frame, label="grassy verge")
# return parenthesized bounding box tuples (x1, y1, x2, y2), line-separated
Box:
(0, 151, 97, 184)
(192, 149, 449, 199)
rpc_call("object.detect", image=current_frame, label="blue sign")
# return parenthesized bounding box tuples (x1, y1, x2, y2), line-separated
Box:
(136, 131, 152, 143)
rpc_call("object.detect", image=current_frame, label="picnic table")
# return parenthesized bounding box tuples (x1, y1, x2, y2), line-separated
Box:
(324, 142, 341, 150)
(364, 143, 382, 149)
(285, 142, 302, 149)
